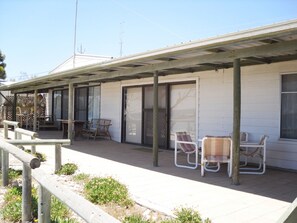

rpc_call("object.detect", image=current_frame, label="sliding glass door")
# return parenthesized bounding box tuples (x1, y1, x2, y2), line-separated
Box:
(75, 87, 88, 121)
(123, 82, 196, 149)
(169, 84, 196, 147)
(124, 87, 142, 144)
(143, 85, 168, 148)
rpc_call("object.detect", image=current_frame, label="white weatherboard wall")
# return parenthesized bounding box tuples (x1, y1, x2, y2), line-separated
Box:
(100, 82, 122, 142)
(197, 60, 297, 170)
(101, 60, 297, 170)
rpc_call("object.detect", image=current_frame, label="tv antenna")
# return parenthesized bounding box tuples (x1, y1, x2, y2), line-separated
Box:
(73, 0, 79, 67)
(119, 21, 125, 57)
(77, 44, 86, 54)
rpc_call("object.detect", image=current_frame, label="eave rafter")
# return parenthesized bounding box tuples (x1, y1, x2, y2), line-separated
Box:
(8, 38, 297, 94)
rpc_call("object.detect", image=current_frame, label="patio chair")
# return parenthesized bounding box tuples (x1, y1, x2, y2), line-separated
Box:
(83, 119, 112, 140)
(201, 136, 232, 177)
(174, 132, 200, 169)
(230, 132, 249, 166)
(240, 135, 269, 175)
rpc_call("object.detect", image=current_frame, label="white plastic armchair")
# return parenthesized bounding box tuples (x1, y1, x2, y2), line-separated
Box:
(174, 132, 200, 169)
(240, 135, 269, 175)
(201, 136, 232, 177)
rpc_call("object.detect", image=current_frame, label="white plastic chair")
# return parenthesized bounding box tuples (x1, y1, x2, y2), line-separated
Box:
(240, 135, 268, 175)
(201, 136, 232, 177)
(174, 132, 200, 169)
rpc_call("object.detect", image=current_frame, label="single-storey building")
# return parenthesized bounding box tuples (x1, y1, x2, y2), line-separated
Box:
(1, 19, 297, 172)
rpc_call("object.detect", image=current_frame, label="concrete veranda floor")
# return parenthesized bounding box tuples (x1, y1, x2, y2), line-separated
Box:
(3, 129, 297, 223)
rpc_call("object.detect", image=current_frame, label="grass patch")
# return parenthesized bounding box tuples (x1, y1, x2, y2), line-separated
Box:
(25, 149, 47, 162)
(123, 215, 154, 223)
(55, 163, 78, 175)
(8, 168, 22, 180)
(0, 168, 22, 184)
(1, 186, 38, 222)
(1, 186, 78, 222)
(72, 173, 90, 183)
(122, 207, 211, 223)
(51, 196, 73, 221)
(161, 207, 211, 223)
(84, 177, 133, 207)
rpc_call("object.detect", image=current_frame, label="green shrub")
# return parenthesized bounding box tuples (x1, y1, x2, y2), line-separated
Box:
(25, 149, 47, 162)
(162, 207, 211, 223)
(4, 186, 22, 202)
(1, 195, 22, 221)
(1, 186, 38, 222)
(73, 173, 90, 183)
(50, 196, 71, 220)
(123, 214, 154, 223)
(84, 177, 133, 206)
(8, 168, 22, 180)
(51, 217, 79, 223)
(55, 163, 78, 175)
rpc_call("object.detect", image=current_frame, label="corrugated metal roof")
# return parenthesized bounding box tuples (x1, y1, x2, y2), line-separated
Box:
(2, 19, 297, 93)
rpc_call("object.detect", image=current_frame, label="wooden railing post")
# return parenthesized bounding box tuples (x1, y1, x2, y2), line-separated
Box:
(1, 122, 8, 170)
(22, 164, 32, 222)
(31, 135, 36, 155)
(38, 185, 51, 223)
(1, 150, 9, 186)
(55, 144, 62, 172)
(2, 121, 9, 184)
(4, 122, 8, 139)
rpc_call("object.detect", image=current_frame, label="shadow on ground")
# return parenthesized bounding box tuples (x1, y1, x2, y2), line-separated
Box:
(38, 130, 297, 203)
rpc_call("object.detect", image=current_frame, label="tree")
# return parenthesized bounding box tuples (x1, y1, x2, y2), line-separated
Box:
(0, 50, 7, 79)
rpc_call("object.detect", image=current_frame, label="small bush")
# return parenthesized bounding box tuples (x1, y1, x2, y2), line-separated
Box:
(25, 149, 47, 162)
(1, 186, 38, 222)
(51, 217, 79, 223)
(8, 168, 22, 180)
(163, 207, 211, 223)
(4, 186, 22, 202)
(1, 195, 22, 221)
(84, 177, 133, 206)
(123, 214, 154, 223)
(55, 163, 78, 175)
(73, 173, 90, 183)
(50, 196, 71, 220)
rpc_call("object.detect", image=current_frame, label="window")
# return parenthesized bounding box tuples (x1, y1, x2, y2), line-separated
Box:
(281, 74, 297, 139)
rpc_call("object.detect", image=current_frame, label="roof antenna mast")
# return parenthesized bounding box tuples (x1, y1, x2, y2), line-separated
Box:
(73, 0, 79, 68)
(119, 21, 125, 57)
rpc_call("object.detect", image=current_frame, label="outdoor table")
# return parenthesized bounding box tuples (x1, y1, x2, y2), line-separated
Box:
(58, 119, 85, 139)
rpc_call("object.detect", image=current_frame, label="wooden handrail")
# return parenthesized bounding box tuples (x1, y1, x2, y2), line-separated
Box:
(33, 168, 120, 223)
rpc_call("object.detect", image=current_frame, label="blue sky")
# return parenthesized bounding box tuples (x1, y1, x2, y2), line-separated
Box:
(1, 0, 297, 81)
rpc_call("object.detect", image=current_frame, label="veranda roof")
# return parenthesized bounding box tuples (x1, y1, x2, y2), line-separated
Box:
(2, 19, 297, 94)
